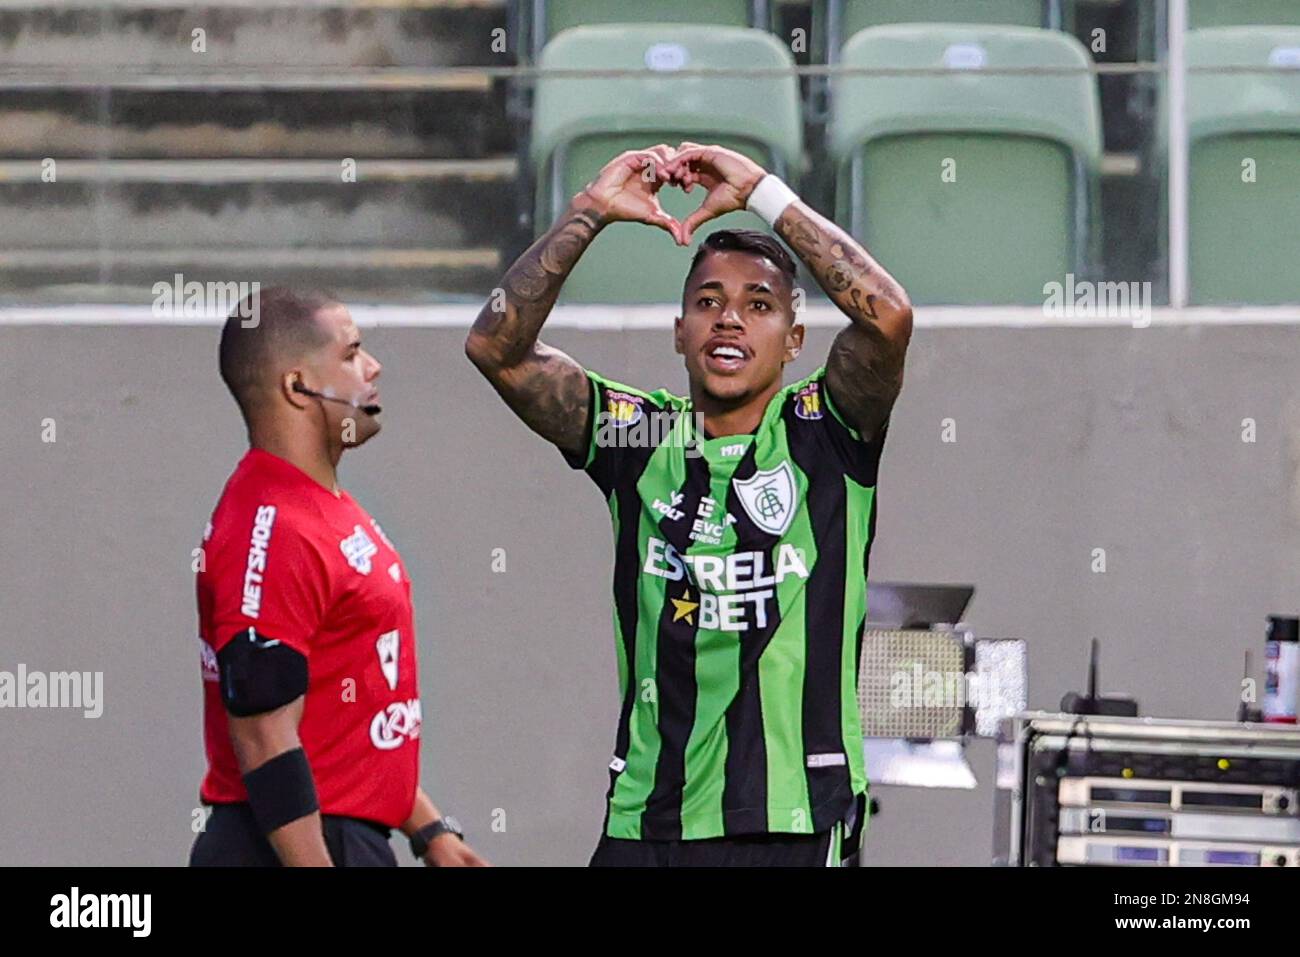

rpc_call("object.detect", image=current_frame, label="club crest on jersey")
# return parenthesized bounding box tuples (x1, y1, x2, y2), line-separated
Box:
(603, 390, 644, 428)
(340, 524, 379, 575)
(376, 629, 400, 691)
(732, 461, 797, 536)
(794, 381, 824, 420)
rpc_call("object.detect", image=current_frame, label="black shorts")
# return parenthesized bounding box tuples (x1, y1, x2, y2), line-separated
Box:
(590, 794, 868, 867)
(189, 802, 398, 867)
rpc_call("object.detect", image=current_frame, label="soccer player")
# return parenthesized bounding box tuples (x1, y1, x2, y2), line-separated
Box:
(191, 287, 486, 867)
(466, 143, 913, 866)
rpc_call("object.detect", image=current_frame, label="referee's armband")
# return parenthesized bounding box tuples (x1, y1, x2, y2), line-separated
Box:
(243, 747, 319, 835)
(217, 627, 309, 717)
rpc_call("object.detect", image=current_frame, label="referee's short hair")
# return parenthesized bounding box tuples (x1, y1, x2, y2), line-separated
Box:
(683, 229, 798, 308)
(219, 286, 338, 418)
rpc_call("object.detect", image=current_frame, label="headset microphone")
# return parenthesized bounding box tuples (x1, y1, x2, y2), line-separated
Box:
(292, 381, 382, 416)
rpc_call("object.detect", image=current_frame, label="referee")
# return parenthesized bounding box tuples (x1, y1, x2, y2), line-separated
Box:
(467, 144, 912, 866)
(190, 287, 486, 867)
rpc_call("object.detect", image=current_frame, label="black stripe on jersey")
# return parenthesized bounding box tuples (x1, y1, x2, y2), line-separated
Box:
(641, 449, 714, 841)
(602, 419, 668, 831)
(603, 477, 645, 831)
(849, 481, 880, 762)
(821, 383, 887, 489)
(853, 481, 879, 730)
(718, 441, 782, 835)
(784, 400, 855, 831)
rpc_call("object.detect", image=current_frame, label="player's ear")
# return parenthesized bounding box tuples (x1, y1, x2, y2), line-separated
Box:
(673, 315, 685, 356)
(784, 320, 804, 364)
(284, 371, 310, 409)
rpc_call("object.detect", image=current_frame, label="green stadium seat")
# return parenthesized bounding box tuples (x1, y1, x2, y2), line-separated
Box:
(531, 24, 802, 304)
(828, 24, 1102, 305)
(1183, 28, 1300, 304)
(813, 0, 1062, 65)
(524, 0, 767, 62)
(838, 0, 1052, 33)
(1189, 0, 1300, 30)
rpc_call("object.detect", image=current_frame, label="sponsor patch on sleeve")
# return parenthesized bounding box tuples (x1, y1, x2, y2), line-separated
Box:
(793, 380, 824, 421)
(603, 390, 645, 428)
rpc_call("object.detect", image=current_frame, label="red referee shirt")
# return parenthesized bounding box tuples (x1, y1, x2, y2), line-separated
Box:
(197, 448, 420, 828)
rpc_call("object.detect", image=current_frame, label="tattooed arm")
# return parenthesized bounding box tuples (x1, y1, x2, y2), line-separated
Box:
(775, 201, 913, 439)
(464, 204, 602, 457)
(465, 145, 681, 457)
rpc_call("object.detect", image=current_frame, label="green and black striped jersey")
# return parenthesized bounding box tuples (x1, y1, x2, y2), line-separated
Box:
(564, 366, 886, 841)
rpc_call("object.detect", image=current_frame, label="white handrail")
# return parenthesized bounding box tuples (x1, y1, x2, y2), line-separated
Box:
(1167, 0, 1190, 308)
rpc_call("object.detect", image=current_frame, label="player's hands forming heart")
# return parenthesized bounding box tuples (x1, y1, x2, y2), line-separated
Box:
(577, 143, 770, 246)
(577, 144, 685, 242)
(662, 143, 768, 245)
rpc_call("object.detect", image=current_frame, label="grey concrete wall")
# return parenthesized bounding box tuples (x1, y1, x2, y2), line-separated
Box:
(3, 320, 1300, 866)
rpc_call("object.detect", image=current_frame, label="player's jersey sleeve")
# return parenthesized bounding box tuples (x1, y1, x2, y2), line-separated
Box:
(796, 366, 888, 488)
(207, 503, 332, 659)
(561, 369, 683, 498)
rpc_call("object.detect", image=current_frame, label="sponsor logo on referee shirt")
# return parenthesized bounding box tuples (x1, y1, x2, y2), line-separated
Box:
(240, 505, 277, 618)
(199, 639, 219, 682)
(340, 524, 378, 575)
(370, 697, 422, 750)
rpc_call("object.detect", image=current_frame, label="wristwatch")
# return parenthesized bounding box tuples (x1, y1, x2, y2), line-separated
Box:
(409, 816, 464, 859)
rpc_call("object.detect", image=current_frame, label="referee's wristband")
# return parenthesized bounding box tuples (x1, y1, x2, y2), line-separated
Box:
(243, 747, 319, 835)
(745, 174, 800, 227)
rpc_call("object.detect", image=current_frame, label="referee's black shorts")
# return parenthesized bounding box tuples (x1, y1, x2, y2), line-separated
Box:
(189, 802, 397, 867)
(590, 793, 868, 867)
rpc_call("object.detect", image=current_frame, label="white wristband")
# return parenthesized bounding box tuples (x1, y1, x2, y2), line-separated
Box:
(745, 174, 799, 226)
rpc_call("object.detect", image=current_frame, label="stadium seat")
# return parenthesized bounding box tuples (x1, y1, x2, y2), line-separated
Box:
(523, 0, 768, 63)
(828, 25, 1102, 305)
(530, 24, 802, 304)
(1189, 0, 1300, 30)
(1182, 28, 1300, 304)
(814, 0, 1064, 64)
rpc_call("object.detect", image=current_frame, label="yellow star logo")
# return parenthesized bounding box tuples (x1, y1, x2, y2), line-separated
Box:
(670, 589, 700, 625)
